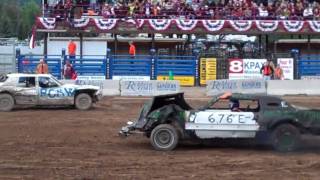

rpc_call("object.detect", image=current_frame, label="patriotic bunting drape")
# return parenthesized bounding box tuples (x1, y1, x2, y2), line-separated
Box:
(282, 20, 305, 32)
(308, 21, 320, 32)
(229, 20, 253, 32)
(94, 19, 117, 30)
(255, 20, 279, 32)
(36, 17, 320, 33)
(148, 19, 172, 31)
(201, 20, 225, 32)
(175, 19, 198, 31)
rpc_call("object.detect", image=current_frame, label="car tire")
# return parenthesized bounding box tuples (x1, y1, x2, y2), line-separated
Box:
(271, 124, 300, 152)
(0, 93, 14, 112)
(150, 124, 179, 151)
(75, 93, 92, 110)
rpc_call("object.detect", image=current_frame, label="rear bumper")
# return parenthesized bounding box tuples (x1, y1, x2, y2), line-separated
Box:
(119, 121, 137, 136)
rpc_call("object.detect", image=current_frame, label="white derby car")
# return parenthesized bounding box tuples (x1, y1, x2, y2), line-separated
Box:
(0, 73, 102, 111)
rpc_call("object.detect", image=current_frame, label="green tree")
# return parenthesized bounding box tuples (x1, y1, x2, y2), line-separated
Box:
(0, 0, 40, 39)
(19, 0, 41, 39)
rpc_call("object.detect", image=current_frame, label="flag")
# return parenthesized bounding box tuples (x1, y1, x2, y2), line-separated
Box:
(29, 26, 36, 49)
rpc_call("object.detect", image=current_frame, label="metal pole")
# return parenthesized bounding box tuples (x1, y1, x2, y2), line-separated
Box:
(258, 35, 262, 57)
(307, 35, 311, 55)
(44, 33, 48, 57)
(114, 34, 118, 55)
(79, 33, 83, 59)
(42, 0, 44, 17)
(265, 34, 269, 57)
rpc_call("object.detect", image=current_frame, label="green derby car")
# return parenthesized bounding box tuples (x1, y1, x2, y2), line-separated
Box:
(120, 92, 320, 152)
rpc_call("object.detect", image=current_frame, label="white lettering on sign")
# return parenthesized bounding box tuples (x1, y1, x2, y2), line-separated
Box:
(191, 110, 256, 125)
(229, 59, 243, 73)
(229, 59, 266, 80)
(40, 88, 75, 98)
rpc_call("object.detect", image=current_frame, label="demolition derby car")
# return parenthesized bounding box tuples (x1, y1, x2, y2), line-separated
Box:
(0, 73, 102, 111)
(120, 92, 320, 152)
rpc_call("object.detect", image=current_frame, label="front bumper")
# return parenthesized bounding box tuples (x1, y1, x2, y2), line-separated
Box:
(94, 90, 103, 101)
(119, 121, 137, 136)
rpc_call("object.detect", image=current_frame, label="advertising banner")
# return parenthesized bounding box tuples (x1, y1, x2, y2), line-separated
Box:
(277, 58, 294, 80)
(200, 58, 217, 85)
(228, 59, 266, 80)
(112, 76, 150, 81)
(157, 76, 194, 86)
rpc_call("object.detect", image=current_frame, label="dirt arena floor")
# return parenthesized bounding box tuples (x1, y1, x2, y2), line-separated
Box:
(1, 91, 320, 180)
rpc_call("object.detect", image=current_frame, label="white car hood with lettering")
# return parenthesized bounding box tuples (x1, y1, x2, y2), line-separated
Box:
(61, 84, 100, 91)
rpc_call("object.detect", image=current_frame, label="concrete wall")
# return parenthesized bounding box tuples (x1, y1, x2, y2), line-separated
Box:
(207, 79, 267, 96)
(120, 80, 180, 96)
(61, 80, 180, 96)
(267, 80, 320, 95)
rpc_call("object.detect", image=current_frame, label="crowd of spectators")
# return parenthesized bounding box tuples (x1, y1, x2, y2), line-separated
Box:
(46, 0, 320, 20)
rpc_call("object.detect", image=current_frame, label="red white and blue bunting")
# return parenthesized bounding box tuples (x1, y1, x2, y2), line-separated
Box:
(94, 19, 117, 30)
(175, 19, 198, 31)
(308, 21, 320, 32)
(201, 20, 225, 32)
(72, 17, 90, 28)
(255, 20, 279, 32)
(282, 21, 304, 32)
(36, 18, 320, 33)
(229, 20, 253, 32)
(148, 19, 172, 31)
(38, 17, 56, 29)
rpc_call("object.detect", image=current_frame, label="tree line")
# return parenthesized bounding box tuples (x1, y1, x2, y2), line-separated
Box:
(0, 0, 41, 40)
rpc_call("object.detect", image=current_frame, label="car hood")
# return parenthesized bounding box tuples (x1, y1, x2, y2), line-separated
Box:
(61, 83, 100, 91)
(135, 93, 192, 129)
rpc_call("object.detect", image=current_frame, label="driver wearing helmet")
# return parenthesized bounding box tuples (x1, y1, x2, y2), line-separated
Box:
(229, 99, 241, 112)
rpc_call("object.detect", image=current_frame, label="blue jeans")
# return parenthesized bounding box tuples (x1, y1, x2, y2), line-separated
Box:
(263, 75, 271, 80)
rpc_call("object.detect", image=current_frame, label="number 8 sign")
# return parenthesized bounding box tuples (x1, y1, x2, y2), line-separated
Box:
(229, 59, 243, 73)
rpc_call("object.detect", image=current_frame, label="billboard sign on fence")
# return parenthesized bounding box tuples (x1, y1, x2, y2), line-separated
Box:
(277, 58, 294, 80)
(229, 59, 266, 80)
(200, 58, 217, 85)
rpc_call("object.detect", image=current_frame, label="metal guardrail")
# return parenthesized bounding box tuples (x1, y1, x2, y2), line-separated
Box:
(0, 53, 16, 74)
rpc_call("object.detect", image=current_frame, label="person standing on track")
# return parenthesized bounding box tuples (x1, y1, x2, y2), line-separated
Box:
(36, 59, 49, 74)
(260, 60, 274, 80)
(129, 41, 136, 58)
(68, 40, 77, 61)
(63, 60, 77, 80)
(274, 64, 284, 80)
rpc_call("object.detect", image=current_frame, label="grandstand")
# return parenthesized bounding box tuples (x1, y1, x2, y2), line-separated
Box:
(13, 0, 320, 84)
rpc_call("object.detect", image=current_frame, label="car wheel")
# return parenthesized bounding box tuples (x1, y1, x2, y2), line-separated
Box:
(150, 124, 179, 151)
(75, 93, 92, 110)
(271, 124, 300, 152)
(0, 94, 14, 112)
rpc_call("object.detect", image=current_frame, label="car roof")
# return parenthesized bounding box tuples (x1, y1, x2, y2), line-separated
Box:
(231, 93, 282, 101)
(7, 73, 52, 78)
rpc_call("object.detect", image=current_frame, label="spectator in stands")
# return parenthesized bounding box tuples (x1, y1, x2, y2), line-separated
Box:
(314, 7, 320, 20)
(129, 41, 136, 57)
(260, 60, 274, 80)
(274, 64, 284, 80)
(36, 59, 49, 74)
(258, 3, 268, 19)
(244, 5, 253, 19)
(128, 0, 136, 17)
(63, 60, 77, 79)
(145, 0, 152, 17)
(303, 4, 313, 19)
(68, 40, 77, 60)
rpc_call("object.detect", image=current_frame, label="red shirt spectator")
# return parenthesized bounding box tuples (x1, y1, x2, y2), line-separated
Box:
(68, 40, 77, 56)
(129, 41, 136, 56)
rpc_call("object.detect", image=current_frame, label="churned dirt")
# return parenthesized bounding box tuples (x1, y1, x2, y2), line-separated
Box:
(1, 90, 320, 180)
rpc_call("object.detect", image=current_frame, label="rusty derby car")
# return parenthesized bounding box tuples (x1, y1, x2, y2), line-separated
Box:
(0, 73, 102, 111)
(120, 92, 320, 152)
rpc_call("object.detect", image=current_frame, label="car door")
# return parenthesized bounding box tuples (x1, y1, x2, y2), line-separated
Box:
(14, 76, 38, 105)
(185, 99, 260, 139)
(37, 76, 74, 105)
